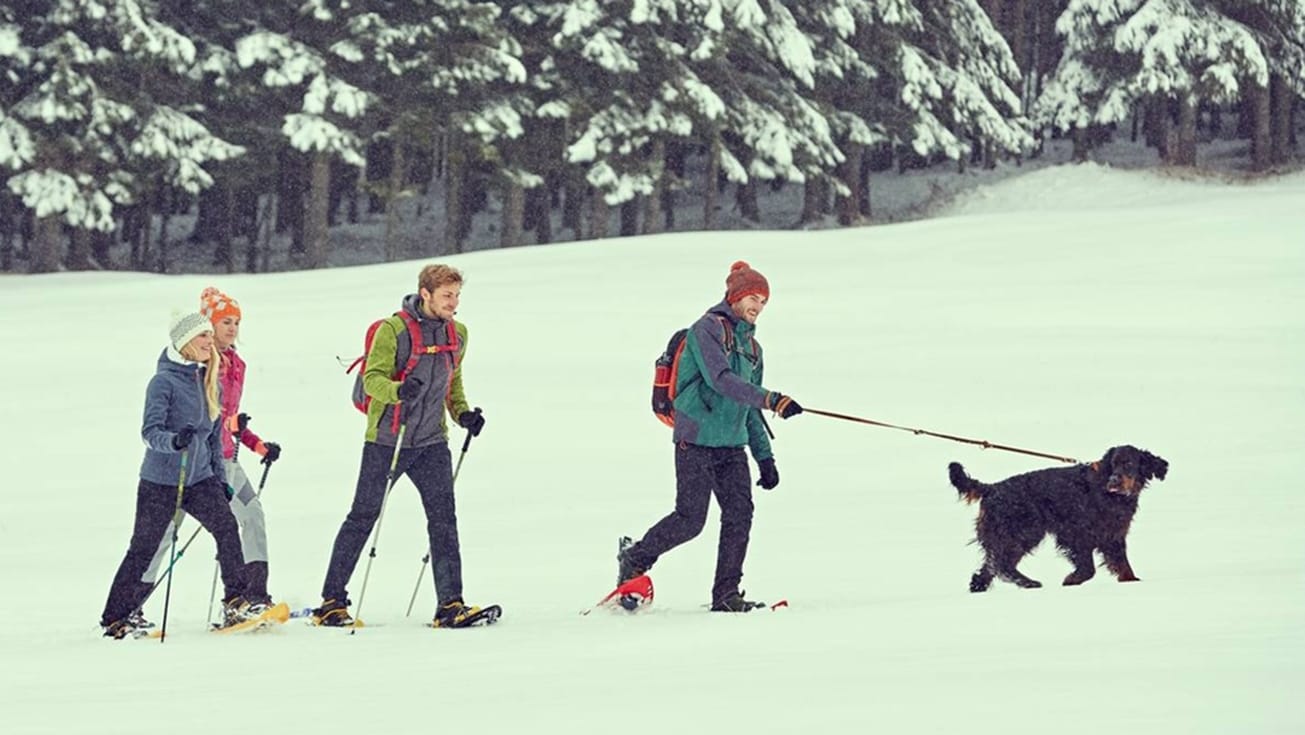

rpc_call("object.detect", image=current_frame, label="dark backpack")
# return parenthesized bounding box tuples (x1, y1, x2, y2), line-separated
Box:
(652, 316, 746, 428)
(347, 311, 460, 418)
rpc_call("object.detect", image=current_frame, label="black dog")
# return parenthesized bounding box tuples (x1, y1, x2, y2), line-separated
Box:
(949, 445, 1169, 592)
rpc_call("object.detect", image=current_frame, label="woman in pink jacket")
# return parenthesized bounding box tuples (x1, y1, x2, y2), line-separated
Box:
(141, 288, 282, 615)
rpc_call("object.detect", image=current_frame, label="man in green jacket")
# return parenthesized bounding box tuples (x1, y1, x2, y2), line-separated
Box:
(314, 264, 490, 628)
(621, 261, 803, 612)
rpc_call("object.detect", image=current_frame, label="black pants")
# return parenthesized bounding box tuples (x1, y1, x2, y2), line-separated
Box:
(101, 477, 247, 625)
(322, 441, 463, 606)
(629, 443, 755, 605)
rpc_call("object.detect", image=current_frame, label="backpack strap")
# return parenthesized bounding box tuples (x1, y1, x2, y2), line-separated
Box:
(716, 316, 736, 353)
(394, 311, 425, 381)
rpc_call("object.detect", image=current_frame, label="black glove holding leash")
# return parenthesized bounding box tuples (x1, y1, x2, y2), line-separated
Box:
(769, 393, 803, 419)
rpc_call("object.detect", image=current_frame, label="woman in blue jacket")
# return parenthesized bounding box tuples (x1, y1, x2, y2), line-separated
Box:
(99, 312, 257, 639)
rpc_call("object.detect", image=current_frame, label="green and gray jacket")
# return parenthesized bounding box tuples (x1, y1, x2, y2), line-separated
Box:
(363, 294, 470, 447)
(671, 300, 775, 460)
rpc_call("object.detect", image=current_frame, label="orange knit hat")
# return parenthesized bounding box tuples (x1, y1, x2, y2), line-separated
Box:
(200, 286, 242, 324)
(725, 261, 769, 304)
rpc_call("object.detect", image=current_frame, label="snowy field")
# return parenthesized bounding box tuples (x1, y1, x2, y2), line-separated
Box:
(1, 163, 1302, 734)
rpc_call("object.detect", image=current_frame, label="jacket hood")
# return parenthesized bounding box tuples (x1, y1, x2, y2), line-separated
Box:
(401, 293, 449, 326)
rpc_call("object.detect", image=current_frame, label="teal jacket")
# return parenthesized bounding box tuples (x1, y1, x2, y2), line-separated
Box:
(671, 301, 776, 460)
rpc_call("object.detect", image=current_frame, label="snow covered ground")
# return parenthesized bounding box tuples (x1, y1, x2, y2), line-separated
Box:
(1, 163, 1302, 734)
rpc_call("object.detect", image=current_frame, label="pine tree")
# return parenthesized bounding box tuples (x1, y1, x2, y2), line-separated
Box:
(1035, 0, 1271, 165)
(3, 0, 242, 272)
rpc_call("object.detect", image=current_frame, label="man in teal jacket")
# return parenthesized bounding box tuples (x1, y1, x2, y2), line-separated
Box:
(621, 261, 803, 612)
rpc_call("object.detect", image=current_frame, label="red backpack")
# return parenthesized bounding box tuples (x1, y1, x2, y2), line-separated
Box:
(652, 316, 752, 428)
(348, 312, 460, 422)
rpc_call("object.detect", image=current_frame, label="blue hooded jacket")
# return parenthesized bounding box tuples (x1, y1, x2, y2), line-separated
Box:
(138, 347, 225, 487)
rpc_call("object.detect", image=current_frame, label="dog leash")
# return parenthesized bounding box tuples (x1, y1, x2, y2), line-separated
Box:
(804, 408, 1079, 464)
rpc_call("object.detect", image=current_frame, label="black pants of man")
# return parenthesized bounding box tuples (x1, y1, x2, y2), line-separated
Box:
(101, 476, 247, 626)
(322, 441, 462, 606)
(628, 443, 755, 605)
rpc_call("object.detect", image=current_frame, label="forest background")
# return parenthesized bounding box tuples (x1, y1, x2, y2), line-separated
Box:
(1, 0, 1301, 275)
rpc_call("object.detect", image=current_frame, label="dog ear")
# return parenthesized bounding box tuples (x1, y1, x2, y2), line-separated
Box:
(1142, 451, 1169, 481)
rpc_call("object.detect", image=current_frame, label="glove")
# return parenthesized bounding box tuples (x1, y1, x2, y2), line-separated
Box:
(756, 458, 780, 490)
(172, 426, 197, 451)
(259, 441, 281, 465)
(769, 393, 803, 419)
(458, 409, 485, 437)
(397, 375, 424, 402)
(235, 413, 250, 434)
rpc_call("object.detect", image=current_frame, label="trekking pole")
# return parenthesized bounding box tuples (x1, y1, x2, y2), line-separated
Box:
(405, 410, 480, 617)
(351, 423, 407, 634)
(159, 448, 189, 643)
(804, 408, 1079, 464)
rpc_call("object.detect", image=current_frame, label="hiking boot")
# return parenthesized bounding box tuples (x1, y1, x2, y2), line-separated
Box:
(102, 619, 138, 640)
(710, 591, 765, 613)
(221, 595, 260, 627)
(311, 598, 354, 627)
(432, 599, 483, 628)
(617, 538, 645, 584)
(126, 609, 155, 630)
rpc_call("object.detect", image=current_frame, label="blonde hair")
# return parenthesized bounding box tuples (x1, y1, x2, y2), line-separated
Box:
(181, 341, 222, 421)
(418, 264, 464, 293)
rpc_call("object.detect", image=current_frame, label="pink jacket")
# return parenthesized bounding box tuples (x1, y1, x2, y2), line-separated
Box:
(219, 347, 266, 460)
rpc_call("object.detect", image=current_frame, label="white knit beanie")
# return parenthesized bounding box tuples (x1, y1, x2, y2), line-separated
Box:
(170, 311, 212, 352)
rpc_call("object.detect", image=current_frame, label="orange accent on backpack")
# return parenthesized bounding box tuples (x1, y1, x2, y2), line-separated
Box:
(651, 317, 742, 428)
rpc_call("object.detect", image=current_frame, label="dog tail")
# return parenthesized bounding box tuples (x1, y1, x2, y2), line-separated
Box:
(948, 462, 986, 504)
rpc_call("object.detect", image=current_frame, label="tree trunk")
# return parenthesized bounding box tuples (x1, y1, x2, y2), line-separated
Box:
(642, 139, 666, 235)
(836, 144, 864, 226)
(255, 193, 276, 273)
(1270, 73, 1292, 165)
(91, 229, 112, 268)
(858, 154, 873, 219)
(736, 180, 759, 223)
(444, 143, 468, 254)
(216, 181, 235, 273)
(277, 148, 306, 256)
(1071, 127, 1090, 162)
(303, 151, 331, 268)
(704, 135, 721, 230)
(800, 178, 824, 225)
(500, 178, 525, 247)
(1249, 82, 1272, 172)
(588, 189, 609, 240)
(0, 194, 13, 271)
(66, 227, 91, 270)
(1174, 95, 1197, 166)
(31, 215, 62, 273)
(385, 139, 406, 261)
(156, 183, 172, 274)
(562, 173, 584, 236)
(619, 199, 639, 236)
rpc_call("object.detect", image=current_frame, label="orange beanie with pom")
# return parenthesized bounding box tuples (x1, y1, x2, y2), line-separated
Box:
(725, 261, 769, 304)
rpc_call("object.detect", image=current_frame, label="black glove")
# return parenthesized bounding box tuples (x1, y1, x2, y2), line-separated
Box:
(769, 393, 803, 419)
(756, 458, 780, 490)
(458, 409, 485, 437)
(172, 426, 197, 451)
(235, 413, 251, 433)
(261, 442, 281, 465)
(397, 375, 424, 402)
